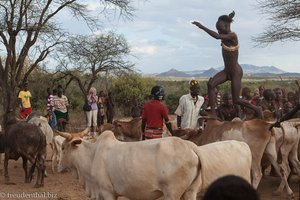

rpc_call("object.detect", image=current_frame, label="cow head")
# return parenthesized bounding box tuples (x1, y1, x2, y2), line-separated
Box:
(262, 110, 276, 122)
(56, 128, 89, 173)
(98, 123, 113, 135)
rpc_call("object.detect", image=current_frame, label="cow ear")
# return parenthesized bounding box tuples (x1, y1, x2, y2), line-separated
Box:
(71, 139, 82, 148)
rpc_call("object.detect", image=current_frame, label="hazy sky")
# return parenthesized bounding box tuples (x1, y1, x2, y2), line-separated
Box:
(62, 0, 300, 74)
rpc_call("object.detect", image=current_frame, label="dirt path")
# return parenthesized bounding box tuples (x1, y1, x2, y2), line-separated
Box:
(0, 159, 90, 200)
(0, 156, 299, 200)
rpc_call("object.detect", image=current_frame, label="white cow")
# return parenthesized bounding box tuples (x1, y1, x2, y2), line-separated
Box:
(28, 116, 54, 176)
(58, 130, 202, 200)
(51, 135, 65, 173)
(182, 118, 288, 193)
(28, 116, 53, 145)
(52, 128, 91, 173)
(196, 140, 252, 191)
(265, 120, 300, 197)
(58, 130, 252, 200)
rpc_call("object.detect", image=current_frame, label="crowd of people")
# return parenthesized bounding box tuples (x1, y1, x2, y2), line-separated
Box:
(18, 79, 300, 136)
(46, 86, 69, 131)
(209, 84, 300, 122)
(140, 79, 300, 140)
(18, 83, 114, 133)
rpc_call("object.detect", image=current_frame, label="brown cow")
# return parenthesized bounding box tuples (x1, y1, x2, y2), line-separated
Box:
(177, 118, 294, 197)
(112, 117, 142, 141)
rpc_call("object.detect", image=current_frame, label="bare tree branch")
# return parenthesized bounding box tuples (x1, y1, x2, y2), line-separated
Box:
(0, 0, 137, 124)
(253, 0, 300, 46)
(56, 32, 134, 96)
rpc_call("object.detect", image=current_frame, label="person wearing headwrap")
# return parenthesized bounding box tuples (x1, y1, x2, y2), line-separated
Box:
(175, 79, 205, 130)
(141, 85, 173, 139)
(191, 11, 262, 119)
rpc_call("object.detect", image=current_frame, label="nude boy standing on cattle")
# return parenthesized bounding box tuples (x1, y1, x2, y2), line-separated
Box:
(192, 11, 262, 119)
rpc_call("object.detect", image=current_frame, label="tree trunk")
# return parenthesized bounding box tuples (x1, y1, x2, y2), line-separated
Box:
(2, 82, 18, 128)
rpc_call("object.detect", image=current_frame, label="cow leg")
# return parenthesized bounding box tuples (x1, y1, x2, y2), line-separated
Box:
(162, 187, 184, 200)
(288, 145, 300, 176)
(3, 152, 13, 185)
(263, 137, 294, 196)
(274, 156, 293, 198)
(251, 166, 262, 189)
(251, 157, 263, 189)
(51, 145, 57, 173)
(22, 156, 30, 183)
(85, 180, 98, 199)
(52, 139, 61, 173)
(279, 151, 295, 199)
(27, 156, 37, 183)
(265, 149, 294, 197)
(100, 191, 117, 200)
(34, 155, 45, 187)
(181, 182, 200, 200)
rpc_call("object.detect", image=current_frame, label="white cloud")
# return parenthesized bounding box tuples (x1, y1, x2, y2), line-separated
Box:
(60, 0, 300, 74)
(132, 44, 157, 55)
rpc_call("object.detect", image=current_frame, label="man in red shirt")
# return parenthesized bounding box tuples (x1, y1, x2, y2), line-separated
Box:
(142, 86, 173, 139)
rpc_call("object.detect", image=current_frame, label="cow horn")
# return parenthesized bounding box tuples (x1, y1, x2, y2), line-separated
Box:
(78, 127, 90, 138)
(55, 130, 73, 140)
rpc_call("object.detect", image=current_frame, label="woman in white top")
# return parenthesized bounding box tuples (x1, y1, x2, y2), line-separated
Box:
(86, 87, 98, 135)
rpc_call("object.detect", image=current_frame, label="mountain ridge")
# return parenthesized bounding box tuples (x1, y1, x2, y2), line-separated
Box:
(155, 64, 300, 77)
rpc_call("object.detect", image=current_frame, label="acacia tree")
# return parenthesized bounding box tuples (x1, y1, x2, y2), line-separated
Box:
(254, 0, 300, 46)
(55, 32, 134, 101)
(0, 0, 134, 124)
(113, 73, 155, 116)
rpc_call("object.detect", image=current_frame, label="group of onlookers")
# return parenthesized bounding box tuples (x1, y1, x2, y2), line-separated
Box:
(18, 82, 70, 131)
(140, 80, 300, 140)
(46, 85, 69, 131)
(17, 81, 114, 133)
(213, 85, 300, 122)
(18, 79, 300, 138)
(141, 80, 205, 139)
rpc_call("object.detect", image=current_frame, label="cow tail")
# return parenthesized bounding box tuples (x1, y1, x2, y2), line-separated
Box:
(181, 143, 203, 199)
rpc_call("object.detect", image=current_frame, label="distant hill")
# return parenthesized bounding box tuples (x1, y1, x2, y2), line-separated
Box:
(155, 64, 300, 78)
(157, 68, 190, 77)
(195, 67, 219, 77)
(216, 64, 286, 74)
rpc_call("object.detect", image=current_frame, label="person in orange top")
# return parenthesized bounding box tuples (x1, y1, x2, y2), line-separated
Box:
(141, 85, 173, 139)
(18, 82, 32, 119)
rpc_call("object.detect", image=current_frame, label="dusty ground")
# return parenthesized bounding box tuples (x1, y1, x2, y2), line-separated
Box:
(0, 153, 299, 200)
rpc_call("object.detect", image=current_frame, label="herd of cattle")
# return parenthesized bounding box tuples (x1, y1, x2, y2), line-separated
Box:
(0, 113, 300, 199)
